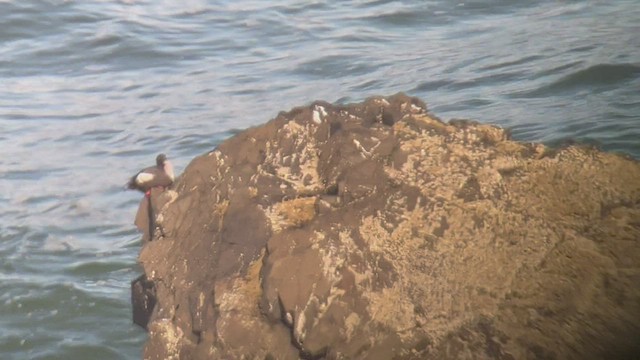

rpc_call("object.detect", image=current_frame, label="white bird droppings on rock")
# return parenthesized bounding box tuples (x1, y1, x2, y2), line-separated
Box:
(312, 105, 327, 124)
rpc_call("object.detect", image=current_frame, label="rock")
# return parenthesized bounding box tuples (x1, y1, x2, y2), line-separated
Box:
(131, 274, 156, 329)
(133, 93, 640, 359)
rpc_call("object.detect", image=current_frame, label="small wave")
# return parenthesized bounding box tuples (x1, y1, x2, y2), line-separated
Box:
(66, 260, 133, 277)
(447, 71, 524, 91)
(353, 79, 384, 91)
(566, 44, 597, 54)
(552, 63, 640, 88)
(89, 33, 122, 48)
(21, 195, 58, 206)
(294, 54, 376, 79)
(1, 168, 65, 181)
(518, 63, 640, 98)
(111, 149, 148, 157)
(479, 55, 544, 72)
(413, 79, 452, 92)
(363, 9, 429, 27)
(534, 60, 584, 78)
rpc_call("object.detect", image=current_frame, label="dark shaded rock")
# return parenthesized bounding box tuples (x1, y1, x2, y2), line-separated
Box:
(131, 274, 156, 329)
(132, 93, 640, 359)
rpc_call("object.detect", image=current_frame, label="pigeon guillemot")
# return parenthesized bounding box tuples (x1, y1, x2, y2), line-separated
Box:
(127, 153, 175, 195)
(127, 153, 175, 242)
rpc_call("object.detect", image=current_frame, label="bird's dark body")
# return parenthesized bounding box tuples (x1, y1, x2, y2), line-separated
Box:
(127, 166, 173, 192)
(126, 153, 175, 193)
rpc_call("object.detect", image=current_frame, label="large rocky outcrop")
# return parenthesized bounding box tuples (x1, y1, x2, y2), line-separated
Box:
(132, 94, 640, 359)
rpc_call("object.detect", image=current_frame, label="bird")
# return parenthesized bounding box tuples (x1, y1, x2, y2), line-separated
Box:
(127, 153, 175, 195)
(127, 153, 175, 242)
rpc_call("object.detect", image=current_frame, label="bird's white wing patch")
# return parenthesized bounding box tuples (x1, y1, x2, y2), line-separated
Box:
(135, 172, 154, 185)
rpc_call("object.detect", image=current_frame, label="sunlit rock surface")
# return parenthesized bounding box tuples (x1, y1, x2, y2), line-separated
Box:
(132, 94, 640, 359)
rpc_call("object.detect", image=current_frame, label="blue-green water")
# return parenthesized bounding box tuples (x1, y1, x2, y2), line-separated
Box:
(1, 1, 639, 359)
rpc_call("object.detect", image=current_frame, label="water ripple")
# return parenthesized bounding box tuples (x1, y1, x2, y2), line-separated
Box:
(514, 63, 640, 98)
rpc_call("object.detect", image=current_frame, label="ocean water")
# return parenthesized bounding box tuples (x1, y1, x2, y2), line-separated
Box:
(1, 1, 639, 359)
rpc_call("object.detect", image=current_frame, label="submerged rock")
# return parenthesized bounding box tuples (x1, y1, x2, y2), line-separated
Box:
(132, 93, 640, 359)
